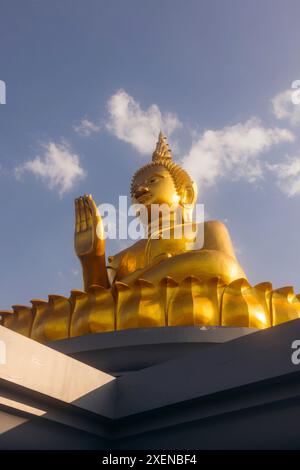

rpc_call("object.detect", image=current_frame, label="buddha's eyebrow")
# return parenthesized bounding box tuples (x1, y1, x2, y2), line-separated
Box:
(148, 173, 165, 179)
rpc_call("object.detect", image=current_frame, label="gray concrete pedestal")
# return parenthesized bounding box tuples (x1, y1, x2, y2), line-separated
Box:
(48, 326, 257, 375)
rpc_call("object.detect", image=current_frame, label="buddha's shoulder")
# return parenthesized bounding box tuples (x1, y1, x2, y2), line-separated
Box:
(194, 219, 230, 235)
(202, 219, 230, 234)
(199, 220, 236, 258)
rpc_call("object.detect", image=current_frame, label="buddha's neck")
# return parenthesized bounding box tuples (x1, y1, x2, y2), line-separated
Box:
(146, 212, 196, 239)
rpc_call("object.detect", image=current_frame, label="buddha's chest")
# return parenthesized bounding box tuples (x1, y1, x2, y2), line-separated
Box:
(110, 236, 189, 279)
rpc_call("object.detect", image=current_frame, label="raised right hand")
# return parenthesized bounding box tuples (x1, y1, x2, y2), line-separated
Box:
(74, 195, 105, 258)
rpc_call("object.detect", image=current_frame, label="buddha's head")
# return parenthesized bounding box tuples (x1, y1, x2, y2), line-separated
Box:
(131, 133, 197, 214)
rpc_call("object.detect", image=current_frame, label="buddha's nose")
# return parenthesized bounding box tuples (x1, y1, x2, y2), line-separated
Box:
(135, 186, 149, 198)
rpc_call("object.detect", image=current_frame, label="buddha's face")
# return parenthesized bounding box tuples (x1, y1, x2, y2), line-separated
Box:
(132, 165, 179, 208)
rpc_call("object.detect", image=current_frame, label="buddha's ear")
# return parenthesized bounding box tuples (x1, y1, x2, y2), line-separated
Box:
(182, 182, 198, 206)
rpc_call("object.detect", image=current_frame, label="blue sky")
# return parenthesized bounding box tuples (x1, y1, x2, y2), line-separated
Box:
(1, 0, 300, 309)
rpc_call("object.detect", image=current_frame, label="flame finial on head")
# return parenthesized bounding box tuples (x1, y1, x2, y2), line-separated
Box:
(152, 131, 172, 162)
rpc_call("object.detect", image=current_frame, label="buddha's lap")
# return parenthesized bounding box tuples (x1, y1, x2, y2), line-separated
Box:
(118, 249, 246, 285)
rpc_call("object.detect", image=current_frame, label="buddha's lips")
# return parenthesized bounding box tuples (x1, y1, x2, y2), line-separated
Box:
(135, 189, 150, 200)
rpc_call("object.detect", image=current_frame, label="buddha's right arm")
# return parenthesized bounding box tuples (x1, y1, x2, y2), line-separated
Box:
(74, 195, 109, 290)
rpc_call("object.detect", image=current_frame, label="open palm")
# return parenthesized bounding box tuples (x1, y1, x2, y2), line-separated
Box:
(74, 195, 104, 257)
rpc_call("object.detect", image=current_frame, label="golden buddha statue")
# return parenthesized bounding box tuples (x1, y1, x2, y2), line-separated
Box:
(75, 132, 246, 290)
(1, 132, 300, 341)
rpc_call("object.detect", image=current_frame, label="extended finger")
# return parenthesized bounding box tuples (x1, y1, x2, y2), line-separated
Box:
(83, 195, 93, 228)
(86, 194, 100, 221)
(75, 199, 80, 233)
(79, 197, 87, 231)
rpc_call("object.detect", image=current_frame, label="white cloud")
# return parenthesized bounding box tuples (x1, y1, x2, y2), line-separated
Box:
(182, 118, 294, 187)
(271, 89, 300, 125)
(106, 89, 182, 154)
(74, 118, 101, 136)
(267, 155, 300, 197)
(15, 141, 86, 196)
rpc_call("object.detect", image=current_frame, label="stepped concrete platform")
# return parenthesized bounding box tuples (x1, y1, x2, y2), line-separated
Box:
(0, 321, 300, 449)
(48, 325, 257, 375)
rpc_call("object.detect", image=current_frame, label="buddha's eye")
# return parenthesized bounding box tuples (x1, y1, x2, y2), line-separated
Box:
(149, 178, 157, 183)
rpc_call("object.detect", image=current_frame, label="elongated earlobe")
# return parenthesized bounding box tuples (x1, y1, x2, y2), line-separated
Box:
(182, 182, 197, 206)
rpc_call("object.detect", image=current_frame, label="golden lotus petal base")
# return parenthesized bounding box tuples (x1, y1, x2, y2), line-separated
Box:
(1, 276, 300, 343)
